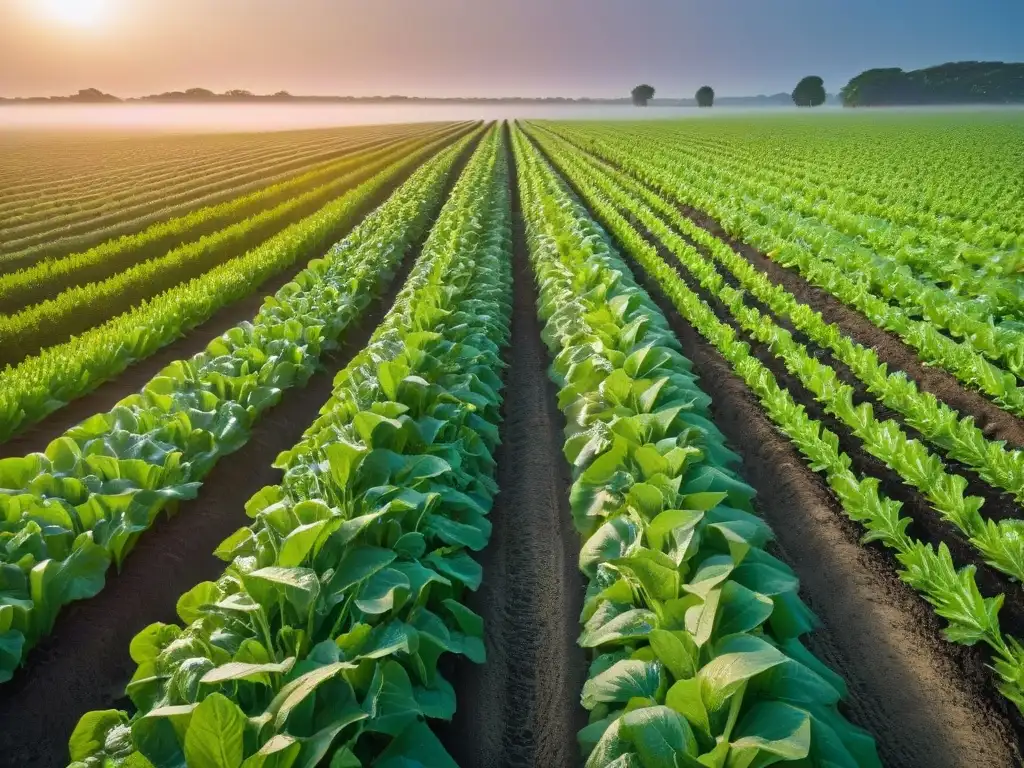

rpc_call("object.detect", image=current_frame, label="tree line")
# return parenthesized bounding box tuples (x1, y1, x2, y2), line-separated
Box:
(839, 62, 1024, 106)
(631, 61, 1024, 108)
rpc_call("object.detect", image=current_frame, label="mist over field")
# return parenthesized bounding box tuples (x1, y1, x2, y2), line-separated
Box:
(7, 102, 1024, 133)
(0, 102, 817, 132)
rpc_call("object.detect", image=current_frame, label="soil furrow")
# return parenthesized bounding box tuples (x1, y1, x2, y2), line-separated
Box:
(437, 125, 586, 768)
(0, 134, 481, 768)
(0, 127, 473, 459)
(527, 132, 1024, 767)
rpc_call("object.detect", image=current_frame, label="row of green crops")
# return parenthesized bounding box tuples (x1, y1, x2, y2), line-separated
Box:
(511, 125, 881, 767)
(0, 128, 461, 367)
(516, 126, 1024, 714)
(542, 124, 1024, 416)
(625, 124, 1024, 318)
(0, 126, 415, 239)
(67, 127, 511, 768)
(0, 130, 478, 685)
(0, 126, 396, 213)
(0, 126, 425, 232)
(0, 127, 474, 444)
(544, 130, 1024, 503)
(650, 117, 1024, 240)
(0, 125, 444, 270)
(0, 124, 451, 314)
(526, 126, 1024, 586)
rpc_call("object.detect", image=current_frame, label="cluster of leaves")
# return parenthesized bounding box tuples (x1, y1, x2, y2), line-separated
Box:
(0, 123, 422, 237)
(0, 132, 459, 368)
(0, 128, 474, 445)
(67, 127, 511, 768)
(570, 118, 1024, 290)
(0, 133, 475, 685)
(521, 125, 1024, 715)
(530, 126, 1024, 585)
(609, 123, 1024, 370)
(543, 124, 1024, 418)
(0, 125, 452, 314)
(542, 127, 1024, 508)
(512, 126, 880, 767)
(0, 123, 438, 270)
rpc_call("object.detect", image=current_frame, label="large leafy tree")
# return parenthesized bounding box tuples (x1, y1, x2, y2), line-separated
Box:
(631, 84, 655, 106)
(695, 85, 715, 107)
(792, 76, 827, 107)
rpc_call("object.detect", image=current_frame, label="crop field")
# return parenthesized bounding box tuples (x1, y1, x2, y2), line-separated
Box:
(0, 113, 1023, 768)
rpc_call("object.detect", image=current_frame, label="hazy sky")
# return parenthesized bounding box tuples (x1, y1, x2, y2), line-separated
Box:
(1, 0, 1022, 98)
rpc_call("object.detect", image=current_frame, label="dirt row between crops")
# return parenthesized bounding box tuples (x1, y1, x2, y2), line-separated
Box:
(0, 133, 482, 768)
(0, 125, 478, 461)
(525, 132, 1024, 768)
(438, 129, 587, 767)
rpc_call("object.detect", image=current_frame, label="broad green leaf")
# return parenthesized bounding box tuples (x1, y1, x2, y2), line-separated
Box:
(648, 629, 699, 681)
(699, 636, 787, 713)
(266, 662, 354, 730)
(69, 710, 129, 761)
(373, 719, 460, 768)
(183, 693, 247, 768)
(355, 567, 411, 615)
(581, 660, 665, 709)
(727, 701, 811, 768)
(278, 521, 329, 568)
(366, 660, 422, 736)
(201, 658, 296, 685)
(581, 607, 658, 648)
(621, 705, 700, 767)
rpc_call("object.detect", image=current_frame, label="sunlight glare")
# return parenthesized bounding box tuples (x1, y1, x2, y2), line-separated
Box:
(40, 0, 109, 29)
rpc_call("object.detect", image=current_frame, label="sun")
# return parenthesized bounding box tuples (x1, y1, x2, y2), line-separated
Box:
(40, 0, 109, 28)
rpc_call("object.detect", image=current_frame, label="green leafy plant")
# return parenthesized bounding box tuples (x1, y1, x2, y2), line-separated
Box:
(512, 125, 880, 767)
(0, 131, 479, 685)
(520, 122, 1024, 714)
(66, 126, 512, 768)
(0, 128, 474, 444)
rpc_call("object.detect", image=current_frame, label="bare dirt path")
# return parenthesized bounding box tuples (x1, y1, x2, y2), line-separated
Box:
(438, 128, 587, 768)
(0, 135, 480, 768)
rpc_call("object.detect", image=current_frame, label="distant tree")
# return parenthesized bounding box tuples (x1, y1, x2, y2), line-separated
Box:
(272, 90, 293, 99)
(67, 88, 120, 103)
(792, 76, 827, 107)
(696, 85, 715, 107)
(840, 62, 1024, 106)
(185, 88, 216, 99)
(631, 84, 655, 106)
(224, 89, 254, 98)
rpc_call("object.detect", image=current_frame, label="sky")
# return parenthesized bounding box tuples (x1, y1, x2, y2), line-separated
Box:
(1, 0, 1022, 99)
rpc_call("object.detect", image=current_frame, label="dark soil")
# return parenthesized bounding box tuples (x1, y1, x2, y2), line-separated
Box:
(0, 131, 481, 768)
(0, 125, 477, 460)
(526, 131, 1024, 767)
(437, 125, 587, 768)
